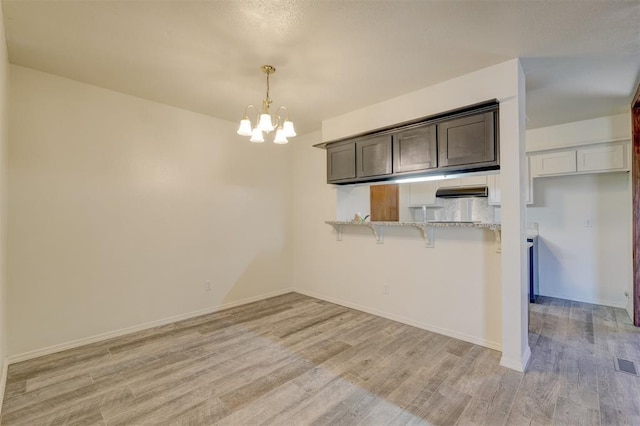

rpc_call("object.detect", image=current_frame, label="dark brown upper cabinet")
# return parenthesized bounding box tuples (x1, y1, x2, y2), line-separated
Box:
(437, 111, 496, 168)
(393, 125, 437, 173)
(321, 100, 499, 185)
(356, 134, 392, 178)
(326, 141, 356, 182)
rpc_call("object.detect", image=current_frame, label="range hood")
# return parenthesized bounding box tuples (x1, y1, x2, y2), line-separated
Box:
(435, 186, 488, 198)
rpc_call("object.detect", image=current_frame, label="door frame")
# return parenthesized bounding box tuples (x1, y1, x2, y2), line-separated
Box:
(632, 81, 640, 326)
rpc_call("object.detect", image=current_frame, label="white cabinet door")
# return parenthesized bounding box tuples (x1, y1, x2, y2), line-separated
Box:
(526, 157, 533, 205)
(461, 176, 487, 186)
(532, 150, 577, 176)
(488, 175, 501, 205)
(408, 182, 438, 205)
(577, 144, 626, 172)
(437, 178, 462, 189)
(437, 175, 487, 189)
(487, 164, 532, 206)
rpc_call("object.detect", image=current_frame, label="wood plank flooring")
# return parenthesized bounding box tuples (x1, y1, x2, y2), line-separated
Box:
(2, 293, 640, 425)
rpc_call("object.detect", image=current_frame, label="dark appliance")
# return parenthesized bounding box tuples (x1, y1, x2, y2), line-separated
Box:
(528, 237, 539, 303)
(435, 186, 488, 198)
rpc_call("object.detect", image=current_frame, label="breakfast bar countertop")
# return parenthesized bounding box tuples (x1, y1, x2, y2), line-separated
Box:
(325, 220, 502, 230)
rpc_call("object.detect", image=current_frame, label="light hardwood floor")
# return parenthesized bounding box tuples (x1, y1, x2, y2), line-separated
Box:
(2, 293, 640, 425)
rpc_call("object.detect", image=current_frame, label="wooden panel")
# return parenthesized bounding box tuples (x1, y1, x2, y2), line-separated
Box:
(356, 135, 392, 178)
(438, 111, 496, 167)
(327, 142, 356, 182)
(370, 184, 399, 222)
(393, 125, 437, 173)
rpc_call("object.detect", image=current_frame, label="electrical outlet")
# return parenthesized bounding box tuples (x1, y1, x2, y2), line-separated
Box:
(205, 281, 212, 291)
(384, 284, 390, 295)
(625, 291, 629, 298)
(584, 218, 592, 227)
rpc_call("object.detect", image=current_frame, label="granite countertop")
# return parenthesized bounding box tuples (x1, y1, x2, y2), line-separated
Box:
(325, 221, 502, 230)
(526, 229, 539, 239)
(326, 221, 541, 239)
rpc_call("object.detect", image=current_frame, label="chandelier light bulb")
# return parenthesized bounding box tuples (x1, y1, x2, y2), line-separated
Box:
(250, 127, 265, 143)
(258, 113, 275, 133)
(237, 118, 253, 136)
(282, 120, 296, 137)
(273, 127, 288, 144)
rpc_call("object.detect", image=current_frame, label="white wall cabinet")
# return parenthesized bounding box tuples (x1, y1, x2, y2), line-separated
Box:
(408, 181, 438, 206)
(576, 143, 626, 172)
(487, 157, 533, 206)
(438, 175, 487, 189)
(488, 175, 501, 205)
(532, 150, 577, 176)
(530, 141, 630, 178)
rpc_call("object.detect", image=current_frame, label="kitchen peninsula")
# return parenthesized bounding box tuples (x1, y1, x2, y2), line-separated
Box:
(325, 219, 502, 249)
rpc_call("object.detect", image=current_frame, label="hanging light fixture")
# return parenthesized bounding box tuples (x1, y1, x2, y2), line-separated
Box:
(237, 65, 296, 144)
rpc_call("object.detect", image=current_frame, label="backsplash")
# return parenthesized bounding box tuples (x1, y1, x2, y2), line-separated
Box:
(336, 184, 498, 224)
(410, 197, 496, 223)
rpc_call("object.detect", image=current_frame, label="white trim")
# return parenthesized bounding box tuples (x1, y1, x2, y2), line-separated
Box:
(8, 288, 293, 364)
(526, 137, 631, 154)
(500, 344, 531, 372)
(0, 357, 8, 416)
(293, 288, 502, 351)
(538, 293, 627, 310)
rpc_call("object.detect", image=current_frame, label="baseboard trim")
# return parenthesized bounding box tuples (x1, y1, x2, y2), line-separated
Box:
(500, 344, 532, 372)
(8, 288, 293, 364)
(538, 293, 626, 309)
(293, 288, 502, 351)
(0, 357, 8, 416)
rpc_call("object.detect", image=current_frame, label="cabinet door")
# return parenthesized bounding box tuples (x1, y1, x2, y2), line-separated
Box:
(408, 181, 438, 205)
(577, 144, 626, 172)
(392, 125, 437, 173)
(438, 111, 496, 167)
(487, 174, 501, 205)
(526, 156, 533, 205)
(487, 166, 533, 206)
(327, 142, 356, 182)
(356, 135, 392, 178)
(438, 175, 486, 189)
(460, 176, 487, 186)
(532, 150, 576, 176)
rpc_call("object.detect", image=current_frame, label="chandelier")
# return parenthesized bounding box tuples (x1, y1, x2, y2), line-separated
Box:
(237, 65, 296, 144)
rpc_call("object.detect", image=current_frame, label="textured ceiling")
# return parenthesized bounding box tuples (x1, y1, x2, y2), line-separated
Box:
(3, 0, 639, 134)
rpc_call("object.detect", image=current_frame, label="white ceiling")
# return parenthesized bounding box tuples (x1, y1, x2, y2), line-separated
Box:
(3, 0, 639, 135)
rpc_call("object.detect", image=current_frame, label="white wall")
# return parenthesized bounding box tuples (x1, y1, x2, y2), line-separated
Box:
(0, 3, 9, 408)
(527, 173, 631, 308)
(7, 65, 293, 358)
(526, 113, 630, 152)
(295, 59, 529, 370)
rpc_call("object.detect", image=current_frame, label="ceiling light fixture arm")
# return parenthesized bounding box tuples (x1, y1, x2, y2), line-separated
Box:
(275, 106, 289, 126)
(241, 104, 258, 119)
